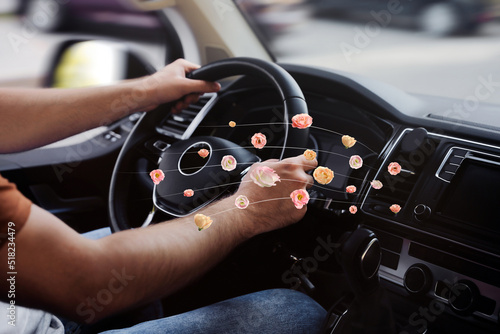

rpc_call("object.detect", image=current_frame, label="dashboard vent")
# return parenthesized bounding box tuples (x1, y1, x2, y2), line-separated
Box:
(363, 129, 439, 218)
(435, 147, 468, 182)
(157, 93, 216, 139)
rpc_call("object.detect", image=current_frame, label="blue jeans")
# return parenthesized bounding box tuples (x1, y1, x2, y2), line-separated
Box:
(83, 228, 327, 334)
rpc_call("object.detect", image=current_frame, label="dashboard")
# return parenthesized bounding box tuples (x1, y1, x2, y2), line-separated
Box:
(364, 129, 500, 328)
(288, 65, 500, 333)
(194, 64, 500, 333)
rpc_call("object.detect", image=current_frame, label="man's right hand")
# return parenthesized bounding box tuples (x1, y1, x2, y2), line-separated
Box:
(235, 154, 318, 238)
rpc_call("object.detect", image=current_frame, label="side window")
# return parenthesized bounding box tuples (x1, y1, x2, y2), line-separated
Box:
(1, 2, 179, 89)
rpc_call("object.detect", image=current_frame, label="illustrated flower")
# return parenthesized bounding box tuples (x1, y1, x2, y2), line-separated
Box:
(229, 121, 236, 127)
(198, 149, 209, 158)
(349, 155, 363, 169)
(250, 166, 280, 187)
(346, 185, 357, 193)
(194, 214, 213, 231)
(371, 180, 383, 190)
(251, 133, 267, 149)
(389, 204, 401, 214)
(221, 155, 237, 171)
(342, 135, 356, 149)
(290, 189, 310, 209)
(183, 189, 194, 197)
(390, 204, 401, 214)
(388, 162, 402, 176)
(303, 149, 317, 161)
(291, 113, 313, 129)
(349, 205, 357, 214)
(235, 195, 249, 209)
(313, 166, 334, 185)
(149, 169, 165, 185)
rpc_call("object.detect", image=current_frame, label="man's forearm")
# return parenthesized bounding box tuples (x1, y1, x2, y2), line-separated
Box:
(11, 194, 253, 324)
(7, 155, 314, 323)
(0, 77, 156, 153)
(88, 194, 252, 322)
(0, 59, 220, 154)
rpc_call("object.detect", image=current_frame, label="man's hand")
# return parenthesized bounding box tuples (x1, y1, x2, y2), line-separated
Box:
(144, 59, 221, 114)
(235, 155, 318, 237)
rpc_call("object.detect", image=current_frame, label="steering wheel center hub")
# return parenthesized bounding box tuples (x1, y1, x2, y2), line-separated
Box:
(178, 142, 211, 176)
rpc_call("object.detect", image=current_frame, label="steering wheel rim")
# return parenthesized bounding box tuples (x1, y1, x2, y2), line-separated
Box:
(109, 57, 310, 232)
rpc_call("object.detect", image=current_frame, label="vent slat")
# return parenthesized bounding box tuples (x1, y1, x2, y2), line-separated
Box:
(156, 93, 215, 138)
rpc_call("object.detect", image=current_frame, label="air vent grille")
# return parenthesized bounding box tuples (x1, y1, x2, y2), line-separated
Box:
(363, 129, 440, 218)
(157, 93, 216, 139)
(436, 148, 468, 182)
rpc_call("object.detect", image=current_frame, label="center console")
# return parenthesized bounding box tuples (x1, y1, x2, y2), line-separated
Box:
(361, 128, 500, 331)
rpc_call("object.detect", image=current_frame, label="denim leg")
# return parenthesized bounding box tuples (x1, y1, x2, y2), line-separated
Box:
(82, 227, 112, 240)
(100, 289, 326, 334)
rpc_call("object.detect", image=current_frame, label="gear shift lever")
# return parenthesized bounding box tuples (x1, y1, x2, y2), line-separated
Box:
(324, 228, 396, 334)
(340, 228, 382, 297)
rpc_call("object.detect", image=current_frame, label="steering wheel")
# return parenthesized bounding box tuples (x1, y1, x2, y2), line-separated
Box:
(109, 57, 310, 232)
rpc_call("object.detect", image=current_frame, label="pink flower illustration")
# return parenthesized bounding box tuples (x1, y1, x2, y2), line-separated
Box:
(183, 189, 194, 197)
(290, 189, 310, 209)
(235, 195, 249, 209)
(388, 162, 402, 176)
(194, 214, 213, 231)
(313, 166, 334, 185)
(250, 166, 280, 187)
(349, 205, 357, 214)
(251, 133, 267, 149)
(221, 155, 237, 171)
(346, 185, 357, 193)
(390, 204, 401, 214)
(198, 149, 209, 158)
(149, 169, 165, 185)
(371, 180, 383, 190)
(291, 113, 313, 129)
(349, 155, 363, 169)
(303, 149, 317, 161)
(342, 135, 356, 149)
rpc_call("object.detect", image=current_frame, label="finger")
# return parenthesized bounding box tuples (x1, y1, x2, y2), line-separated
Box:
(185, 79, 221, 94)
(260, 159, 280, 167)
(301, 156, 318, 172)
(305, 174, 314, 189)
(282, 155, 317, 171)
(175, 58, 201, 73)
(183, 93, 202, 105)
(172, 100, 185, 114)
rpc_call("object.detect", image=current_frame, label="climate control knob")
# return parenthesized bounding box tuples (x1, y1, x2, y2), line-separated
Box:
(448, 280, 479, 316)
(404, 264, 432, 295)
(414, 204, 431, 221)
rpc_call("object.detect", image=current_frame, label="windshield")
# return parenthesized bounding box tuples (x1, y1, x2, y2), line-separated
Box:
(235, 0, 500, 105)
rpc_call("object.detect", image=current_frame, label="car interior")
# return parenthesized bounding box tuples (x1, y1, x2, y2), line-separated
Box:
(1, 1, 499, 333)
